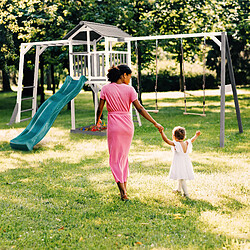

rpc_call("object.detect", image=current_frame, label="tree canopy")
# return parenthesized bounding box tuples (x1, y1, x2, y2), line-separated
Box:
(0, 0, 249, 92)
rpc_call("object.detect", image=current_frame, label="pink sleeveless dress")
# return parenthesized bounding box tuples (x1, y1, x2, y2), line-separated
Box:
(100, 83, 138, 183)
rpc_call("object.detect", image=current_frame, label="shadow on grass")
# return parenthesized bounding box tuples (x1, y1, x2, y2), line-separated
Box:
(180, 197, 219, 212)
(0, 140, 52, 154)
(219, 195, 246, 211)
(0, 149, 248, 249)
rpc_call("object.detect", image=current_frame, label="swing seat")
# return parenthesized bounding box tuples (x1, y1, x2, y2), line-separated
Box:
(183, 112, 206, 117)
(145, 109, 159, 113)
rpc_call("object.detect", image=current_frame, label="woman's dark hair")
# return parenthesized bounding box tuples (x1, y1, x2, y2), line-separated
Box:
(172, 126, 186, 140)
(117, 64, 132, 75)
(107, 64, 132, 82)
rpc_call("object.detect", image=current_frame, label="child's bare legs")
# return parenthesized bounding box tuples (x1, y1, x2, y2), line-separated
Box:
(179, 179, 189, 197)
(174, 179, 189, 197)
(177, 180, 182, 192)
(173, 181, 182, 195)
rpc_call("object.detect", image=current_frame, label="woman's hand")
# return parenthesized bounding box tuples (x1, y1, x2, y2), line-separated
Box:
(96, 119, 102, 127)
(154, 123, 164, 132)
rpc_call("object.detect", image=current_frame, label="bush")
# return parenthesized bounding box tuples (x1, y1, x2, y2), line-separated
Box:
(132, 69, 218, 92)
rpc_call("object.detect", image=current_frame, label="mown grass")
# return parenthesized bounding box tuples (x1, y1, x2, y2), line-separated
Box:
(0, 88, 249, 249)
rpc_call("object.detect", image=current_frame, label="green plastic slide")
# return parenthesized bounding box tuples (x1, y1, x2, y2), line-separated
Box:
(10, 75, 87, 151)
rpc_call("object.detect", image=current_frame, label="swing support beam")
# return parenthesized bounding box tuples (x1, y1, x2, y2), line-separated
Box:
(125, 31, 243, 147)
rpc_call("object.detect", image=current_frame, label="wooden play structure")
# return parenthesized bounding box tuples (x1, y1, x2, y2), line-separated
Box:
(9, 21, 141, 129)
(9, 21, 243, 147)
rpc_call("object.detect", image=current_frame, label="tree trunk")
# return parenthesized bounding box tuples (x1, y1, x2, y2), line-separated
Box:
(2, 65, 12, 92)
(51, 64, 55, 94)
(46, 66, 52, 90)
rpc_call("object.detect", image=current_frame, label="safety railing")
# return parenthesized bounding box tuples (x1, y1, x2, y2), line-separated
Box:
(72, 51, 128, 79)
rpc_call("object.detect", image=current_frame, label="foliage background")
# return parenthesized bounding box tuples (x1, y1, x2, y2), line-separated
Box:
(0, 0, 249, 94)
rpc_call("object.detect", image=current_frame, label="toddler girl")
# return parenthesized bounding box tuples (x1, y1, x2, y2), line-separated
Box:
(159, 126, 201, 198)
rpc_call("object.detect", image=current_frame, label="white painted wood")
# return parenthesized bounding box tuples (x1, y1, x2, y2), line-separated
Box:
(87, 30, 91, 77)
(88, 83, 102, 124)
(220, 32, 226, 147)
(125, 32, 223, 41)
(210, 35, 221, 50)
(69, 40, 76, 130)
(69, 41, 74, 77)
(21, 40, 69, 46)
(93, 41, 97, 77)
(105, 38, 109, 76)
(32, 45, 40, 117)
(16, 44, 33, 123)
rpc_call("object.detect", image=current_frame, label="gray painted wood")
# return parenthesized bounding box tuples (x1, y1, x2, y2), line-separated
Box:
(226, 36, 243, 133)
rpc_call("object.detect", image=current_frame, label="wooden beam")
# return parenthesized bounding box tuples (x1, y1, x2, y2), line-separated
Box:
(125, 32, 222, 42)
(220, 32, 226, 147)
(225, 35, 243, 133)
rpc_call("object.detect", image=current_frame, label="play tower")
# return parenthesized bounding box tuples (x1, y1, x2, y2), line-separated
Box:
(9, 21, 135, 130)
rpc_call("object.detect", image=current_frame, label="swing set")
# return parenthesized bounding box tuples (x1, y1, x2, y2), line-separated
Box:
(135, 36, 208, 116)
(125, 32, 243, 147)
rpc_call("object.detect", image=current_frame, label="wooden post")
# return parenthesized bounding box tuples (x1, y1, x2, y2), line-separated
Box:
(220, 32, 226, 147)
(109, 41, 113, 66)
(225, 35, 243, 133)
(32, 46, 40, 117)
(15, 44, 32, 123)
(93, 41, 97, 77)
(105, 38, 109, 78)
(87, 29, 91, 78)
(69, 40, 75, 130)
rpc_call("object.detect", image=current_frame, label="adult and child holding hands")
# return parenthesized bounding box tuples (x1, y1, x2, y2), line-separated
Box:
(96, 65, 201, 201)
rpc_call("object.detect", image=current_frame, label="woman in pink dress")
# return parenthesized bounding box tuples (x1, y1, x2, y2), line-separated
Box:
(96, 65, 163, 201)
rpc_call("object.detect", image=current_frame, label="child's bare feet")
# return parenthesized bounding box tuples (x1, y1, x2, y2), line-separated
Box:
(172, 190, 182, 195)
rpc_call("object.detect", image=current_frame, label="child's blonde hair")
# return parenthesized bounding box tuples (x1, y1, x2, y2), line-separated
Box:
(172, 126, 186, 140)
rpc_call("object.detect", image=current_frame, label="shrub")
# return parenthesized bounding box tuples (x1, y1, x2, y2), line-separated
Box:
(132, 69, 218, 92)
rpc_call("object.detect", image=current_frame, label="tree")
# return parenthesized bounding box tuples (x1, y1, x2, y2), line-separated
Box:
(152, 0, 208, 91)
(205, 0, 250, 85)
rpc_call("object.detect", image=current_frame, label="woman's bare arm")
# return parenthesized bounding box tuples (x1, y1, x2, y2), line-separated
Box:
(132, 99, 163, 131)
(96, 98, 105, 126)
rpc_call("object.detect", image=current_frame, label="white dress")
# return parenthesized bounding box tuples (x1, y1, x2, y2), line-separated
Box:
(169, 139, 194, 180)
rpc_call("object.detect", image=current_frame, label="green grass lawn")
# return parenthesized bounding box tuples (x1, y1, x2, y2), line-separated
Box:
(0, 88, 249, 249)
